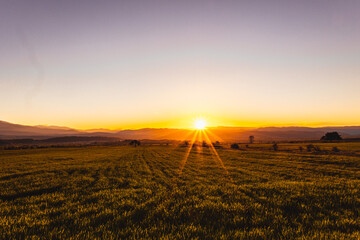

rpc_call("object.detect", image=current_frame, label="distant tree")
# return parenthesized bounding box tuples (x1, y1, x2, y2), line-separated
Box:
(213, 141, 222, 149)
(321, 132, 342, 141)
(202, 141, 208, 147)
(129, 140, 140, 147)
(249, 136, 254, 144)
(231, 143, 240, 149)
(184, 141, 189, 147)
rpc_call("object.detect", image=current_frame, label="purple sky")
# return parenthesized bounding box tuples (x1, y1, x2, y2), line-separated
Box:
(1, 0, 360, 129)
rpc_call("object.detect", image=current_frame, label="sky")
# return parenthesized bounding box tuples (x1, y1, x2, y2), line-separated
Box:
(1, 0, 360, 129)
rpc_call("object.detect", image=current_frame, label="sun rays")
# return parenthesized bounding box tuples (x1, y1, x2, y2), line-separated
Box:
(178, 130, 199, 175)
(202, 130, 231, 178)
(177, 125, 232, 181)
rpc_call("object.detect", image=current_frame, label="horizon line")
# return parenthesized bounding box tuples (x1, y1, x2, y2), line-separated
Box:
(2, 119, 360, 132)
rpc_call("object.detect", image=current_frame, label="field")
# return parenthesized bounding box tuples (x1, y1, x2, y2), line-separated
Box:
(244, 142, 360, 153)
(1, 144, 360, 239)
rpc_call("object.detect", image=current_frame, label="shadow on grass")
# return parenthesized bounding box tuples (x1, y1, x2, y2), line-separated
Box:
(0, 186, 62, 201)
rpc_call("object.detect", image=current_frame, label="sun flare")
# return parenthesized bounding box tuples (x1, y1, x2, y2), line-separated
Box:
(194, 119, 206, 130)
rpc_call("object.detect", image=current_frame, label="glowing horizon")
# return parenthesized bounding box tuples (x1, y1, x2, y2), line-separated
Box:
(2, 116, 360, 132)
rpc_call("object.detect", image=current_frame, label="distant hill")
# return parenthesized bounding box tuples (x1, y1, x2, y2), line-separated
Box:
(0, 120, 82, 138)
(1, 120, 360, 141)
(0, 136, 121, 146)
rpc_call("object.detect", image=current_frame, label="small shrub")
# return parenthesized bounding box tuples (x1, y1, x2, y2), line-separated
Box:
(307, 144, 315, 152)
(231, 143, 240, 149)
(272, 143, 278, 151)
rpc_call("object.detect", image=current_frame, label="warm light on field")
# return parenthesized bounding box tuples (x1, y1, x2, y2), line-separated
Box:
(194, 119, 206, 130)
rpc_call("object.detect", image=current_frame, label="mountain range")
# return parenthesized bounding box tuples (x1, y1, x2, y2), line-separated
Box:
(1, 120, 360, 141)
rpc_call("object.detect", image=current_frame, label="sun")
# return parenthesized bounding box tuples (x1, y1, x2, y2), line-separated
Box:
(194, 119, 206, 130)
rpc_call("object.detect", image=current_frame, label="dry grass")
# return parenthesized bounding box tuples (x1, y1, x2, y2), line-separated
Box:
(0, 145, 359, 239)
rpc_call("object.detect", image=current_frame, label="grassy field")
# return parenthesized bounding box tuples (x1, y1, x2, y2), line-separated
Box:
(246, 142, 360, 153)
(1, 145, 360, 239)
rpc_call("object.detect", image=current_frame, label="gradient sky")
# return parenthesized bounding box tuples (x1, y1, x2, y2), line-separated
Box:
(1, 0, 360, 129)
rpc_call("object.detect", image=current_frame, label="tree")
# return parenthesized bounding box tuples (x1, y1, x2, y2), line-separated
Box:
(321, 132, 342, 141)
(249, 136, 254, 144)
(129, 140, 140, 147)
